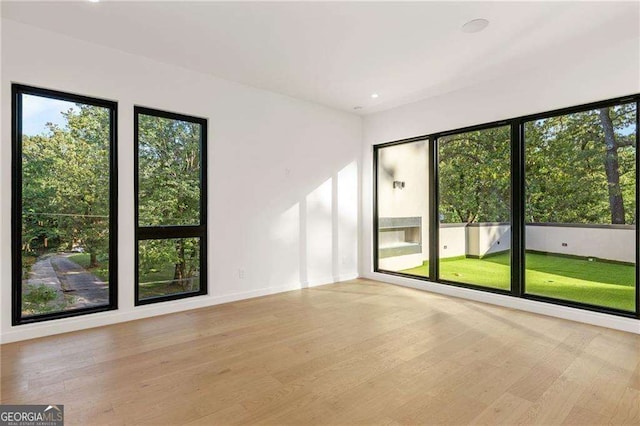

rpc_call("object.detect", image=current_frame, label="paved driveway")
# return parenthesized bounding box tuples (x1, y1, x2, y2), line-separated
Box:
(48, 254, 109, 309)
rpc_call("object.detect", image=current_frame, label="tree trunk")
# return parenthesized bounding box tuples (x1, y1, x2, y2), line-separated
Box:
(90, 252, 98, 268)
(598, 108, 625, 224)
(174, 241, 186, 289)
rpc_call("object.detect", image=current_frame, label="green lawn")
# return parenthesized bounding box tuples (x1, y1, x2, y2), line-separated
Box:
(401, 252, 635, 312)
(138, 265, 200, 299)
(138, 264, 187, 299)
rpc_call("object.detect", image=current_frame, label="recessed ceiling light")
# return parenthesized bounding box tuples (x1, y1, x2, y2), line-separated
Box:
(371, 93, 379, 99)
(88, 0, 100, 3)
(461, 18, 489, 33)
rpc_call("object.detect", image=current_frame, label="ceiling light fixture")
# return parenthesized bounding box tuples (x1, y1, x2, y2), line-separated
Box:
(371, 93, 379, 99)
(88, 0, 100, 3)
(461, 18, 489, 33)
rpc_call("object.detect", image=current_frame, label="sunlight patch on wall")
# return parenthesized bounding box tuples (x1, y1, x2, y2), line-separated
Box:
(268, 203, 301, 288)
(306, 178, 333, 284)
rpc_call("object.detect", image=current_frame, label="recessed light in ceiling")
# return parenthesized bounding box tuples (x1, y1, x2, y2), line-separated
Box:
(371, 93, 379, 99)
(88, 0, 100, 3)
(461, 18, 489, 33)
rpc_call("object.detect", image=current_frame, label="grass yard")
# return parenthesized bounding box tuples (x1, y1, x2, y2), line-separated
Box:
(138, 264, 200, 299)
(401, 252, 636, 312)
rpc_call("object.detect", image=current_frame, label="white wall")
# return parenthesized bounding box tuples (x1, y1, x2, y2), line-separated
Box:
(469, 224, 510, 258)
(377, 141, 429, 262)
(361, 33, 640, 332)
(439, 223, 510, 259)
(439, 225, 466, 258)
(362, 34, 640, 148)
(527, 225, 635, 264)
(0, 16, 4, 343)
(378, 253, 422, 272)
(0, 19, 362, 343)
(375, 141, 429, 272)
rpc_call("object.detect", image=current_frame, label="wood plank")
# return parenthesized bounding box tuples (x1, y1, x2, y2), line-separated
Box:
(1, 278, 638, 425)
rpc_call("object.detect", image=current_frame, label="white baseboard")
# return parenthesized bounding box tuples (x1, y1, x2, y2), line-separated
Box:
(362, 272, 640, 334)
(363, 272, 640, 334)
(0, 273, 358, 344)
(307, 273, 359, 288)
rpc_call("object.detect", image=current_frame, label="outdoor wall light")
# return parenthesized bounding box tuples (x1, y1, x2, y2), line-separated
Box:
(393, 181, 405, 189)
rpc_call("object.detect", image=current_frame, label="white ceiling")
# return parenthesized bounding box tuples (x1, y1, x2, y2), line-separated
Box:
(2, 1, 638, 114)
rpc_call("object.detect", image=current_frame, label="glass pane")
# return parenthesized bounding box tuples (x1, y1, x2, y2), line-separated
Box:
(438, 125, 511, 290)
(138, 114, 201, 226)
(525, 103, 636, 311)
(138, 238, 201, 300)
(20, 94, 111, 317)
(376, 140, 429, 277)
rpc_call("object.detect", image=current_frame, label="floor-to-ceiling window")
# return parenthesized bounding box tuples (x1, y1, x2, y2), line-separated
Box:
(437, 125, 511, 290)
(375, 139, 430, 278)
(524, 102, 637, 312)
(374, 94, 639, 318)
(134, 107, 208, 304)
(12, 85, 117, 324)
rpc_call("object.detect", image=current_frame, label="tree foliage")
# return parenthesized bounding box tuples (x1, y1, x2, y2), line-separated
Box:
(22, 104, 110, 268)
(138, 115, 201, 226)
(438, 104, 636, 225)
(524, 104, 635, 224)
(137, 114, 201, 289)
(439, 126, 511, 223)
(22, 103, 203, 291)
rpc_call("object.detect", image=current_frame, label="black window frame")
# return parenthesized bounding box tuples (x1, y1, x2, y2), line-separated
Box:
(373, 93, 640, 320)
(133, 106, 208, 305)
(12, 84, 119, 325)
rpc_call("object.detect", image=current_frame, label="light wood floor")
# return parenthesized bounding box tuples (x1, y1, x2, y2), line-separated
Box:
(1, 279, 639, 425)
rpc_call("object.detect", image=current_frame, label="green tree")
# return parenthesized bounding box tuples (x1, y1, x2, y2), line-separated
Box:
(438, 104, 636, 226)
(137, 115, 201, 287)
(598, 106, 636, 224)
(525, 104, 635, 225)
(22, 104, 111, 268)
(439, 126, 511, 223)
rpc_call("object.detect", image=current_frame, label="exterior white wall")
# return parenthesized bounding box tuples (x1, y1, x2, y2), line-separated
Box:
(388, 222, 633, 265)
(527, 225, 635, 264)
(439, 223, 510, 259)
(378, 253, 423, 272)
(471, 224, 511, 258)
(361, 30, 640, 331)
(0, 19, 362, 343)
(377, 141, 429, 265)
(375, 141, 428, 272)
(439, 225, 466, 258)
(377, 142, 428, 220)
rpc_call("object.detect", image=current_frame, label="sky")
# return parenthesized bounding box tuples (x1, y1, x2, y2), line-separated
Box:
(22, 94, 78, 136)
